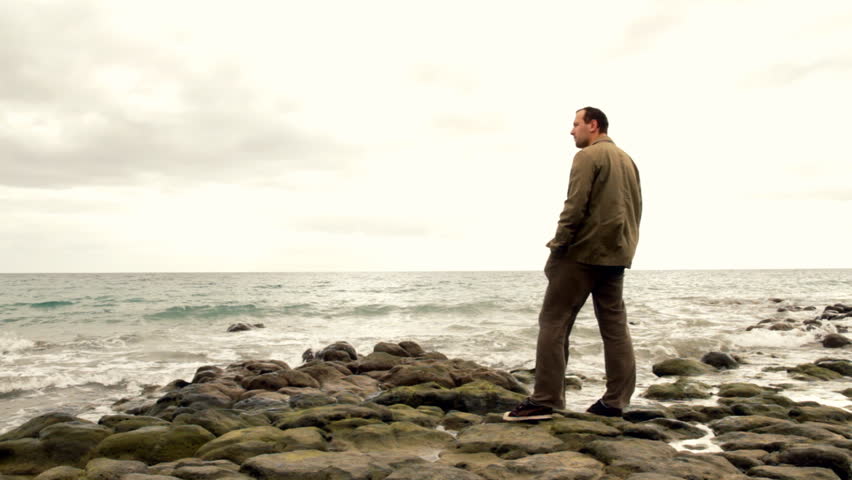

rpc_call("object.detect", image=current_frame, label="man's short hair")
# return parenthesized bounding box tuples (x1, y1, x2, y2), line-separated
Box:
(577, 106, 609, 133)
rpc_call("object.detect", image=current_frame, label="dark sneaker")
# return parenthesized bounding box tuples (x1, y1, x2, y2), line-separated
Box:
(503, 398, 553, 422)
(586, 399, 623, 418)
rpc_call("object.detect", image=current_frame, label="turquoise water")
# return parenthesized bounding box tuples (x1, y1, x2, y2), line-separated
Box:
(1, 270, 850, 433)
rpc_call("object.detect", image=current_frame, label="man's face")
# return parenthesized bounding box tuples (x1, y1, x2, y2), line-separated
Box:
(571, 110, 594, 148)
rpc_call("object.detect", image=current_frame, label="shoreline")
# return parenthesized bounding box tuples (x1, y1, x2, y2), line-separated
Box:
(1, 339, 850, 480)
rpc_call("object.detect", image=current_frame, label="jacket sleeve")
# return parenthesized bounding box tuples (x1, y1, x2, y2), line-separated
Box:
(546, 150, 596, 249)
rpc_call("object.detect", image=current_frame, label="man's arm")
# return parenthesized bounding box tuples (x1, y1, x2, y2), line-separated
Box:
(546, 151, 595, 250)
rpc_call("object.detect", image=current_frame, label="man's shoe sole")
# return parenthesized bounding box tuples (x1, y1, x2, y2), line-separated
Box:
(502, 412, 553, 422)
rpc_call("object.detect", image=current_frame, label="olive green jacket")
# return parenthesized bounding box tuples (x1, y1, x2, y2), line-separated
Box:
(546, 135, 642, 268)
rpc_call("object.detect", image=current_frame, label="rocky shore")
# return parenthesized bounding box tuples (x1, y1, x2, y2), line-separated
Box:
(1, 333, 850, 480)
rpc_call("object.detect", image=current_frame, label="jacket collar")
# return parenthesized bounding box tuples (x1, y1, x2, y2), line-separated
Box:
(591, 134, 614, 146)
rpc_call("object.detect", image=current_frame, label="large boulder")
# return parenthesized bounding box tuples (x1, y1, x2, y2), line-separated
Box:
(787, 364, 844, 381)
(773, 444, 851, 480)
(98, 416, 172, 433)
(32, 465, 85, 480)
(815, 359, 852, 376)
(652, 358, 714, 377)
(93, 425, 216, 464)
(709, 415, 792, 435)
(713, 432, 812, 452)
(788, 406, 852, 425)
(196, 426, 327, 464)
(582, 438, 677, 465)
(717, 382, 765, 398)
(316, 342, 358, 362)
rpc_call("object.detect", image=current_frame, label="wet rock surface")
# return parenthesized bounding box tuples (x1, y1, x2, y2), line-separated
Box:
(1, 339, 850, 480)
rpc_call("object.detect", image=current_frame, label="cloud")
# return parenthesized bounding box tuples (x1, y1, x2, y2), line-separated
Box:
(753, 58, 852, 86)
(0, 3, 358, 189)
(296, 216, 433, 237)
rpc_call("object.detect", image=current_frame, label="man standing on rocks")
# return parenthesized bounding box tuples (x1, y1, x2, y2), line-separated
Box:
(505, 107, 642, 420)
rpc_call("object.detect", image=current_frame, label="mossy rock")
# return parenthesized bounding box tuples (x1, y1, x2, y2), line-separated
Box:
(456, 423, 563, 456)
(335, 421, 454, 452)
(98, 416, 171, 433)
(196, 426, 327, 464)
(32, 465, 85, 480)
(440, 411, 483, 431)
(815, 358, 852, 377)
(788, 406, 852, 425)
(387, 404, 441, 428)
(717, 383, 765, 398)
(84, 458, 148, 480)
(0, 438, 50, 475)
(39, 422, 114, 466)
(643, 378, 711, 401)
(787, 363, 843, 381)
(273, 404, 393, 430)
(172, 409, 269, 436)
(0, 413, 82, 442)
(652, 358, 714, 377)
(93, 425, 215, 465)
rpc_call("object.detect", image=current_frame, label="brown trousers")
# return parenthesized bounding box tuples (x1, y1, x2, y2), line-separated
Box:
(530, 251, 636, 409)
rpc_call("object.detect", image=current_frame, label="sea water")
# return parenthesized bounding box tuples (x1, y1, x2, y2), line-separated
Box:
(1, 270, 850, 434)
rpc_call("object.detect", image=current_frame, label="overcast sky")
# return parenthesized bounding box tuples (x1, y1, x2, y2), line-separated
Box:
(2, 0, 851, 272)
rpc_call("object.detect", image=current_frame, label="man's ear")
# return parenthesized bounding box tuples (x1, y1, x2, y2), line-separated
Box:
(589, 119, 599, 132)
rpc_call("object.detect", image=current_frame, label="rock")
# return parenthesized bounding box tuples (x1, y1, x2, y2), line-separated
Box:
(623, 408, 670, 423)
(0, 413, 81, 442)
(231, 392, 291, 410)
(93, 425, 216, 465)
(550, 418, 621, 437)
(441, 411, 483, 431)
(121, 475, 182, 480)
(583, 438, 677, 465)
(701, 352, 740, 370)
(373, 380, 525, 415)
(624, 474, 685, 480)
(98, 415, 172, 433)
(240, 450, 424, 480)
(822, 334, 851, 348)
(717, 449, 768, 472)
(714, 432, 812, 452)
(840, 388, 852, 398)
(481, 451, 604, 480)
(374, 342, 411, 357)
(788, 406, 852, 425)
(173, 409, 269, 436)
(226, 323, 252, 333)
(147, 458, 241, 477)
(385, 464, 483, 480)
(0, 438, 50, 475)
(289, 393, 336, 410)
(771, 323, 797, 331)
(618, 453, 744, 480)
(32, 466, 85, 480)
(398, 341, 426, 357)
(709, 416, 792, 435)
(196, 426, 327, 464)
(787, 364, 843, 381)
(351, 352, 406, 373)
(380, 364, 456, 388)
(748, 465, 842, 480)
(621, 424, 673, 442)
(652, 358, 715, 377)
(387, 404, 442, 428)
(242, 370, 320, 391)
(815, 359, 852, 377)
(456, 423, 563, 456)
(643, 378, 711, 400)
(754, 422, 844, 441)
(717, 382, 765, 398)
(642, 418, 707, 440)
(774, 444, 851, 480)
(296, 362, 351, 385)
(39, 421, 114, 466)
(273, 404, 393, 430)
(85, 458, 148, 480)
(316, 342, 358, 362)
(335, 421, 455, 453)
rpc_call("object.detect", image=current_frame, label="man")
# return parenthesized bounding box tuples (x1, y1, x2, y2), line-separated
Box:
(504, 107, 642, 420)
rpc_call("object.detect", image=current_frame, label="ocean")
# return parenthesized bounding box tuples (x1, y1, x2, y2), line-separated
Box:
(1, 269, 850, 435)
